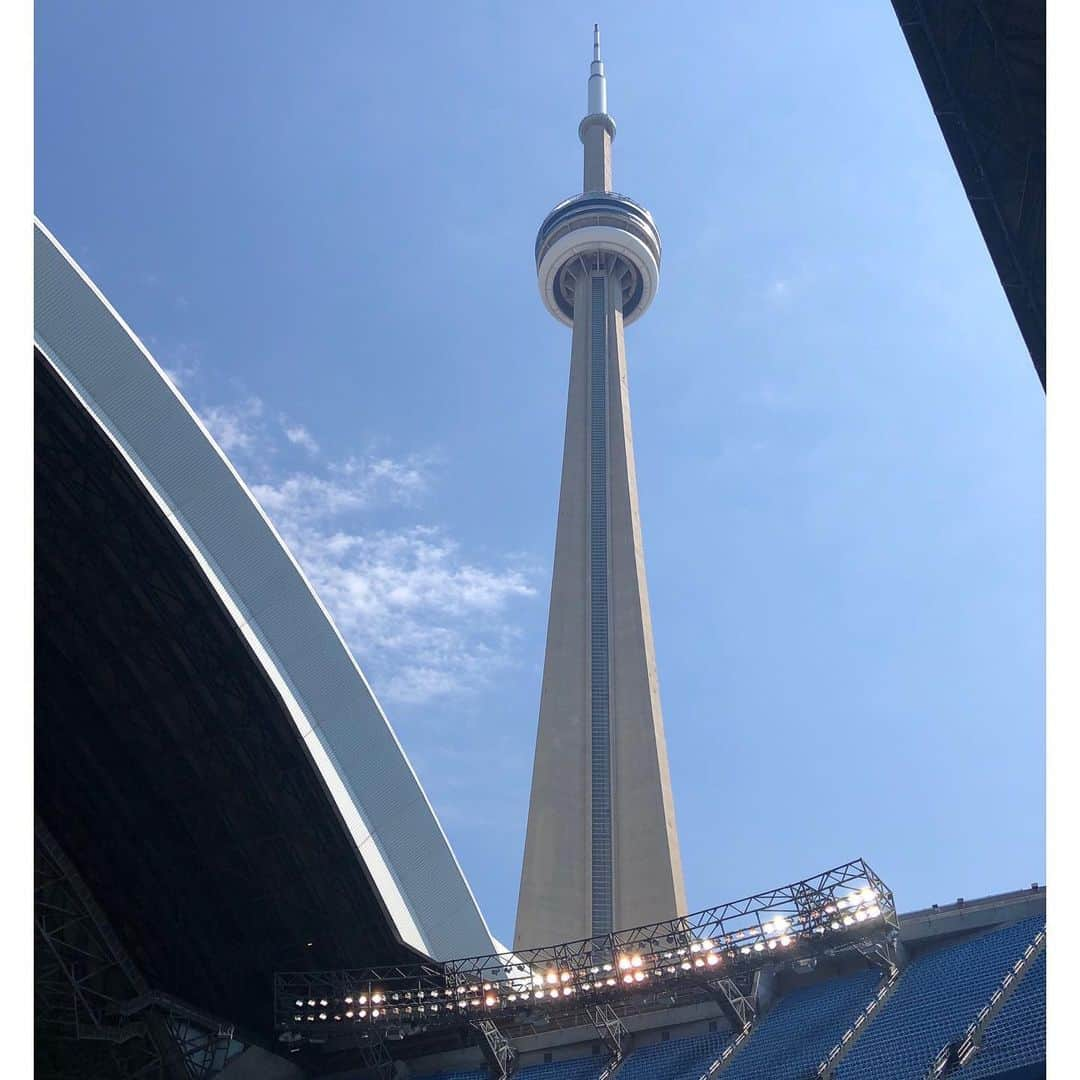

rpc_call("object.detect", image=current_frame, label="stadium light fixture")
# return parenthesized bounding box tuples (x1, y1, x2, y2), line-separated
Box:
(273, 858, 897, 1042)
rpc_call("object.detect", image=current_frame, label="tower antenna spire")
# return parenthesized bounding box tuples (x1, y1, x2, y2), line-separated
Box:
(588, 23, 607, 117)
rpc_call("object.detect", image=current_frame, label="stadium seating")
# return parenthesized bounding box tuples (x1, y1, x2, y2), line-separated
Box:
(616, 1029, 733, 1080)
(427, 1056, 605, 1080)
(721, 967, 882, 1080)
(515, 1056, 604, 1079)
(961, 945, 1046, 1078)
(424, 919, 1045, 1080)
(835, 917, 1045, 1080)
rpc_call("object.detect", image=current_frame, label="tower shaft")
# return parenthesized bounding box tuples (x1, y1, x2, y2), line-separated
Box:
(582, 123, 613, 193)
(517, 27, 684, 952)
(514, 258, 686, 950)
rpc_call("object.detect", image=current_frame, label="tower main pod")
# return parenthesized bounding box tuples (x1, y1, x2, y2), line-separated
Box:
(515, 28, 687, 951)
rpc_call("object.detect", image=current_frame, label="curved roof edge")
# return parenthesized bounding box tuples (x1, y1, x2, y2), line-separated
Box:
(33, 219, 497, 962)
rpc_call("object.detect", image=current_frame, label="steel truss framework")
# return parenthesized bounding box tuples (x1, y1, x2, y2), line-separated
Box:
(275, 860, 897, 1051)
(591, 1002, 633, 1080)
(35, 819, 245, 1080)
(473, 1019, 517, 1080)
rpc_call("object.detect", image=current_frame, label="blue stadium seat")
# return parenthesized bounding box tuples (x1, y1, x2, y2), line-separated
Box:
(961, 945, 1046, 1078)
(835, 917, 1044, 1080)
(617, 1029, 734, 1080)
(425, 921, 1046, 1080)
(426, 1056, 604, 1080)
(515, 1055, 604, 1080)
(722, 967, 883, 1080)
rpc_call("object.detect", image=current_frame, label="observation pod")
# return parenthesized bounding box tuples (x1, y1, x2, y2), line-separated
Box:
(535, 191, 662, 328)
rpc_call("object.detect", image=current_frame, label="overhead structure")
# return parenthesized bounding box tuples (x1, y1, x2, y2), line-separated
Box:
(890, 0, 1045, 388)
(34, 221, 500, 1055)
(515, 27, 686, 953)
(275, 859, 898, 1047)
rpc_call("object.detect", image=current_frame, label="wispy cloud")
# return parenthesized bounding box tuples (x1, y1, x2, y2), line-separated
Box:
(282, 420, 319, 455)
(178, 367, 535, 706)
(254, 465, 535, 704)
(159, 342, 201, 390)
(764, 264, 820, 305)
(201, 397, 265, 453)
(251, 455, 428, 523)
(745, 379, 801, 414)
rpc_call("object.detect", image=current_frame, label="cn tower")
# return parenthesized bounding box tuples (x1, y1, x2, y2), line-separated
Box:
(515, 27, 687, 951)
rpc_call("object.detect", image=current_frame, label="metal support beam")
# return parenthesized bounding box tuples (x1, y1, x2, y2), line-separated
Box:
(473, 1019, 517, 1080)
(707, 977, 755, 1033)
(275, 858, 898, 1046)
(854, 934, 899, 973)
(591, 1004, 629, 1079)
(35, 817, 245, 1080)
(35, 818, 175, 1080)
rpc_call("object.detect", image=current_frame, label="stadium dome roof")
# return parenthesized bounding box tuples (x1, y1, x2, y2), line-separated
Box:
(34, 220, 498, 1032)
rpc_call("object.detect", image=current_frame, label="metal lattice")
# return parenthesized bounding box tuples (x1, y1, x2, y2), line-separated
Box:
(275, 859, 897, 1050)
(35, 818, 246, 1080)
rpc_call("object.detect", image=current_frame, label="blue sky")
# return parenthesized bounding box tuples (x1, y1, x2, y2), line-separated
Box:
(36, 1, 1044, 946)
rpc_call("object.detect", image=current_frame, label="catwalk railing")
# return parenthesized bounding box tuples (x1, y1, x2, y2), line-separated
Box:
(274, 858, 897, 1046)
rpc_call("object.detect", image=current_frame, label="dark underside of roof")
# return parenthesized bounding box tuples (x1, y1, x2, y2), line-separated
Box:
(34, 351, 422, 1043)
(891, 0, 1045, 388)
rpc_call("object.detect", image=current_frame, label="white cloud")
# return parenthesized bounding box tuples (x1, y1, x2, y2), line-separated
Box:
(180, 364, 533, 706)
(748, 380, 801, 413)
(333, 454, 429, 501)
(251, 455, 427, 525)
(292, 526, 532, 619)
(765, 266, 818, 304)
(201, 398, 264, 454)
(283, 421, 319, 454)
(248, 454, 534, 706)
(159, 342, 200, 390)
(254, 473, 367, 519)
(275, 518, 534, 704)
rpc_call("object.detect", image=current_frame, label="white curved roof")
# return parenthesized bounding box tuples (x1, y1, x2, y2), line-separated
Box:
(33, 219, 497, 962)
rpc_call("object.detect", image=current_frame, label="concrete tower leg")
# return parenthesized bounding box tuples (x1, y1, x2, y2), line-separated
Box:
(514, 270, 593, 949)
(605, 275, 687, 934)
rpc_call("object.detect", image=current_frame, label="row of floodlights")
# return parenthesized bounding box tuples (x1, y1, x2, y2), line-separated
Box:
(287, 890, 883, 1026)
(807, 889, 883, 934)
